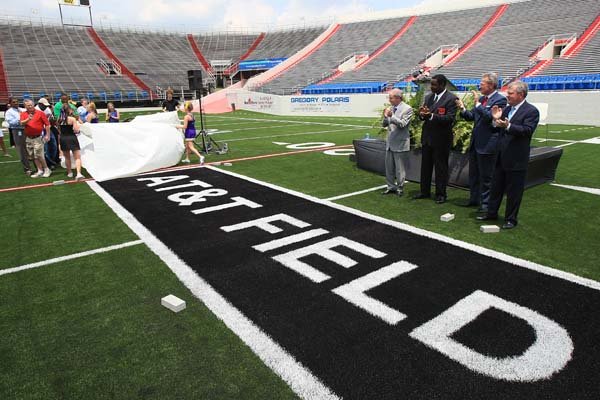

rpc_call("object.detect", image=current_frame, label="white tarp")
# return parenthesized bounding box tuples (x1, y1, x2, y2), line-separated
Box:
(78, 111, 184, 181)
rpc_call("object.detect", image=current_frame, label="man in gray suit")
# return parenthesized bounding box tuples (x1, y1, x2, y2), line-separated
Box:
(382, 89, 413, 197)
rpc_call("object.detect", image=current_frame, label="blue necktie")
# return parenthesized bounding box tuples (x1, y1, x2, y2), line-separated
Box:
(393, 106, 397, 113)
(508, 107, 516, 121)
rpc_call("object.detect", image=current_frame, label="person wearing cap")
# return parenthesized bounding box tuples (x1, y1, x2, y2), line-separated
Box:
(37, 97, 59, 170)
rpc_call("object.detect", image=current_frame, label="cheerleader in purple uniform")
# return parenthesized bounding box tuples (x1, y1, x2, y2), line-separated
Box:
(179, 101, 204, 164)
(106, 102, 120, 123)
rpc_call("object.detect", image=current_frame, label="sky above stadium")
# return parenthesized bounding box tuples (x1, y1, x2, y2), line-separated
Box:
(8, 0, 508, 31)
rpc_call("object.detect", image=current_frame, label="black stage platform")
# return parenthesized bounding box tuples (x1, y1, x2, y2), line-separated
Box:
(353, 139, 563, 189)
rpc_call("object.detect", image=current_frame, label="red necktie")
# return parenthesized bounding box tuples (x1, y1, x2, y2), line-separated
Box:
(481, 96, 488, 107)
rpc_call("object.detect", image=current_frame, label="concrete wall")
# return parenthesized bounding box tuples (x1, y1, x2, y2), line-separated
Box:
(228, 89, 600, 126)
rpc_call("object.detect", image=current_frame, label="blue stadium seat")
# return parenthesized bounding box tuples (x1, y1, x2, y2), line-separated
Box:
(54, 92, 62, 102)
(71, 93, 79, 101)
(127, 91, 136, 100)
(114, 92, 122, 101)
(301, 81, 387, 95)
(23, 92, 32, 100)
(86, 92, 94, 100)
(99, 92, 107, 101)
(140, 91, 149, 99)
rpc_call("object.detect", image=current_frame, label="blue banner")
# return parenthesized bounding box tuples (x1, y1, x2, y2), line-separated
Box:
(239, 58, 287, 71)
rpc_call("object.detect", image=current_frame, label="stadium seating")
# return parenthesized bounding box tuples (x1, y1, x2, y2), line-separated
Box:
(95, 28, 205, 92)
(0, 22, 139, 99)
(521, 74, 600, 90)
(1, 0, 599, 101)
(541, 26, 600, 76)
(250, 27, 326, 59)
(393, 81, 419, 91)
(436, 0, 600, 82)
(192, 32, 261, 69)
(258, 18, 410, 95)
(332, 6, 497, 85)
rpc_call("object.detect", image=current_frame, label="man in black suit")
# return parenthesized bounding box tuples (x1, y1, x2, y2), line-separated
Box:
(456, 73, 507, 212)
(477, 81, 540, 229)
(414, 74, 458, 204)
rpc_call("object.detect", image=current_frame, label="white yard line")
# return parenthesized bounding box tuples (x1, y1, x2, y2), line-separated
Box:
(325, 185, 387, 201)
(0, 240, 144, 276)
(208, 120, 289, 126)
(0, 159, 20, 164)
(549, 126, 597, 134)
(210, 115, 372, 129)
(229, 124, 304, 132)
(555, 142, 579, 148)
(535, 138, 577, 143)
(224, 127, 364, 143)
(551, 183, 600, 196)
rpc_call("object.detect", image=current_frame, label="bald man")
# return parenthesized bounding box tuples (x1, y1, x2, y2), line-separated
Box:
(382, 89, 413, 196)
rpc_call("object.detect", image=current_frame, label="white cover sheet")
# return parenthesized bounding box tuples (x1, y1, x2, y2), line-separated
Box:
(78, 112, 184, 181)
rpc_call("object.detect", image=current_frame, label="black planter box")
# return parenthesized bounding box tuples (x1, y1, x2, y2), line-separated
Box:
(353, 139, 563, 190)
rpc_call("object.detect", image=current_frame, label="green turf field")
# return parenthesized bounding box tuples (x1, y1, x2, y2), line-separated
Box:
(1, 109, 599, 399)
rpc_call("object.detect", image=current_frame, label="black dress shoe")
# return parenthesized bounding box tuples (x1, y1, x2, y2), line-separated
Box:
(413, 193, 430, 200)
(476, 214, 498, 221)
(460, 201, 479, 207)
(382, 189, 397, 195)
(477, 207, 489, 213)
(435, 196, 447, 204)
(502, 221, 517, 229)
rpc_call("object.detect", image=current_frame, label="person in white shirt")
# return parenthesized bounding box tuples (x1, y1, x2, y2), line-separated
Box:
(5, 97, 30, 174)
(77, 98, 89, 124)
(0, 122, 10, 157)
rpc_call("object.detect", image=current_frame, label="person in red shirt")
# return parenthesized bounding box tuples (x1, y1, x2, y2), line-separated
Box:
(20, 99, 52, 178)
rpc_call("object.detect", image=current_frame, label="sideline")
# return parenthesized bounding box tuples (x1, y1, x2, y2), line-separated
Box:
(0, 145, 353, 193)
(208, 114, 372, 129)
(224, 127, 363, 142)
(325, 185, 387, 201)
(551, 183, 600, 196)
(0, 240, 144, 276)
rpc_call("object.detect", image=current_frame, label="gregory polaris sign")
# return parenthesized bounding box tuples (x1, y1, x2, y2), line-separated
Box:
(97, 167, 600, 400)
(289, 96, 352, 114)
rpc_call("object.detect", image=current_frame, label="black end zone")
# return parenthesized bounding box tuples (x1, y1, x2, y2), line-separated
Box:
(99, 168, 600, 400)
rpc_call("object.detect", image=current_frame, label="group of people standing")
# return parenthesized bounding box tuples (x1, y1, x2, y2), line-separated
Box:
(3, 93, 119, 179)
(382, 73, 540, 229)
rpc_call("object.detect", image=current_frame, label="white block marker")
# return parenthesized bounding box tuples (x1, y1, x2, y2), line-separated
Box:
(480, 225, 500, 233)
(440, 213, 455, 222)
(53, 180, 65, 186)
(161, 294, 186, 313)
(223, 162, 233, 167)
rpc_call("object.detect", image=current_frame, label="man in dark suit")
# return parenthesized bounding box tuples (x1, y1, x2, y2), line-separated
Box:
(414, 74, 458, 204)
(456, 73, 507, 212)
(477, 81, 540, 229)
